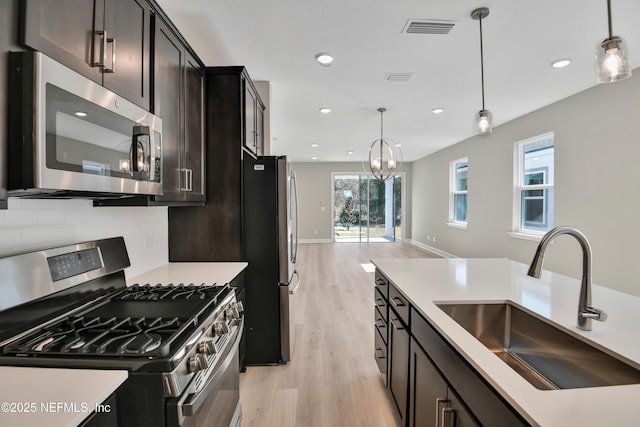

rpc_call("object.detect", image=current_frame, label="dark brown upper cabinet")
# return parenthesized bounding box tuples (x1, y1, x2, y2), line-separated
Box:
(0, 0, 23, 209)
(244, 80, 265, 157)
(151, 16, 205, 205)
(22, 0, 151, 110)
(168, 67, 265, 261)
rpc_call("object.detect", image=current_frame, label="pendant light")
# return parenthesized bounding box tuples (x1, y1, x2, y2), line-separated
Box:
(364, 108, 402, 181)
(471, 7, 492, 135)
(596, 0, 631, 83)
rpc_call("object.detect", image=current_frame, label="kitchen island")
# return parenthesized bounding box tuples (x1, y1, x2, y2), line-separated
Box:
(372, 257, 640, 427)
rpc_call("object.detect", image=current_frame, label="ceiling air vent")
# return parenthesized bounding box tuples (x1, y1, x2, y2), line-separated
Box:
(403, 19, 455, 35)
(384, 73, 415, 82)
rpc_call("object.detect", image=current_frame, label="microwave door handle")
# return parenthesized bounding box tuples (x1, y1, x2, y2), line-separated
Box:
(130, 141, 142, 173)
(131, 126, 150, 172)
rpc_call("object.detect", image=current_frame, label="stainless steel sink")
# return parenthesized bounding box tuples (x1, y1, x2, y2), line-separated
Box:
(437, 301, 640, 390)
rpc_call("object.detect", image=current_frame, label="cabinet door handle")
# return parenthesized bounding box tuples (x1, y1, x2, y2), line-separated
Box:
(104, 36, 116, 73)
(436, 398, 450, 427)
(442, 407, 456, 427)
(186, 169, 193, 191)
(390, 296, 406, 307)
(92, 30, 108, 68)
(180, 169, 193, 191)
(374, 348, 385, 359)
(390, 317, 404, 330)
(92, 31, 115, 73)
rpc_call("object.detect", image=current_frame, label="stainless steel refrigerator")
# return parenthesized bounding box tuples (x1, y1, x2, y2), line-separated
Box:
(243, 155, 299, 364)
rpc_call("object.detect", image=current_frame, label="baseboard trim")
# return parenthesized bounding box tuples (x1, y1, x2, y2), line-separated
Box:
(299, 239, 334, 244)
(409, 240, 457, 258)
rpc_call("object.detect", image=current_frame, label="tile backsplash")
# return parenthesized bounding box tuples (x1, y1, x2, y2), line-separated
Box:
(0, 198, 168, 278)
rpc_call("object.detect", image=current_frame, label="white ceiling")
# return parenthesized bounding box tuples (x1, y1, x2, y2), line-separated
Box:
(155, 0, 640, 163)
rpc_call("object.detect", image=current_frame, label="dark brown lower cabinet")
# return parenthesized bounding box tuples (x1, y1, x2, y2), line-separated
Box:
(409, 338, 478, 427)
(388, 308, 409, 425)
(410, 307, 530, 427)
(373, 271, 530, 427)
(374, 286, 388, 378)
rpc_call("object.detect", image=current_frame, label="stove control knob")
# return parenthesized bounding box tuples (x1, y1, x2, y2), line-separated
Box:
(233, 301, 244, 313)
(226, 307, 240, 320)
(189, 353, 209, 373)
(214, 321, 230, 336)
(198, 340, 216, 356)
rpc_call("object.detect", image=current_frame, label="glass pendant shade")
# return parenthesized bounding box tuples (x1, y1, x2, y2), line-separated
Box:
(476, 109, 492, 135)
(472, 7, 492, 136)
(596, 36, 631, 83)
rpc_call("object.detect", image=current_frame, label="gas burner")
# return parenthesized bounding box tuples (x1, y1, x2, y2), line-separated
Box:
(4, 316, 190, 357)
(120, 283, 220, 301)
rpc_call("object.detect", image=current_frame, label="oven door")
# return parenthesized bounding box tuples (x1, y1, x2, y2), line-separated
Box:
(168, 319, 243, 427)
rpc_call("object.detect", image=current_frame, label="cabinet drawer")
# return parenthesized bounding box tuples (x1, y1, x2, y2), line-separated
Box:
(374, 287, 388, 323)
(374, 326, 387, 375)
(375, 307, 387, 344)
(375, 270, 389, 300)
(389, 284, 409, 326)
(410, 308, 529, 427)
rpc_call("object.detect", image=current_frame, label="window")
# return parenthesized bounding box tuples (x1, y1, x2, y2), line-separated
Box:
(448, 157, 468, 227)
(513, 133, 554, 235)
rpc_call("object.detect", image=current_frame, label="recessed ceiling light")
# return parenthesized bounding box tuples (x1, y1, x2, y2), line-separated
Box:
(315, 52, 334, 66)
(394, 143, 402, 147)
(347, 150, 354, 155)
(432, 108, 444, 114)
(551, 58, 571, 68)
(311, 156, 318, 160)
(319, 107, 331, 114)
(311, 143, 318, 147)
(74, 111, 88, 117)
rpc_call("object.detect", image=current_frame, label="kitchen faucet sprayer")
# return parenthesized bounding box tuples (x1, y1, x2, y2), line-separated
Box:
(527, 226, 607, 331)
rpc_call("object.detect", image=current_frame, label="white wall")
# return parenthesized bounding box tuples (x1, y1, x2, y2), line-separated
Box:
(291, 162, 412, 241)
(411, 70, 640, 296)
(0, 198, 168, 278)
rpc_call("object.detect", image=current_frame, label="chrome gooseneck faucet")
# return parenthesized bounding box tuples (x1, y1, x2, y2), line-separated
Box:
(527, 226, 607, 331)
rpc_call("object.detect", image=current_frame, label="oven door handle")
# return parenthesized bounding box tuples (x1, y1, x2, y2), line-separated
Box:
(180, 318, 244, 417)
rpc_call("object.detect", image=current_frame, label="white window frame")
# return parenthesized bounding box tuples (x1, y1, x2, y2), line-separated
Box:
(511, 132, 554, 240)
(447, 157, 468, 229)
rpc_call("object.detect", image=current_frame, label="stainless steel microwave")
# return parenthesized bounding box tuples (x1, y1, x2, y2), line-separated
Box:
(8, 52, 163, 197)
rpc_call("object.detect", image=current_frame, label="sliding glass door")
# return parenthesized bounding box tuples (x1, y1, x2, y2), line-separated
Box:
(333, 173, 402, 242)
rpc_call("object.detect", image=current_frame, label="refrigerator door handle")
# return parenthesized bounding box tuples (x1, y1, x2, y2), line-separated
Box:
(288, 270, 300, 294)
(290, 172, 299, 263)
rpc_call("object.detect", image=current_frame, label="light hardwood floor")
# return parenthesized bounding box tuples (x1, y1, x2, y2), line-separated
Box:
(239, 242, 438, 427)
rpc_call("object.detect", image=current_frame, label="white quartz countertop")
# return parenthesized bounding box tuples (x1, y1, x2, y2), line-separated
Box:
(0, 367, 127, 427)
(126, 262, 248, 286)
(371, 257, 640, 427)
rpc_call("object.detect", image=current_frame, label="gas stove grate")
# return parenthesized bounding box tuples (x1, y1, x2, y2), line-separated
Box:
(2, 315, 195, 358)
(118, 283, 221, 301)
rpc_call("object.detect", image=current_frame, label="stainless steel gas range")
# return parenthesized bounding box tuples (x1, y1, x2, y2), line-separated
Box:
(0, 237, 243, 427)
